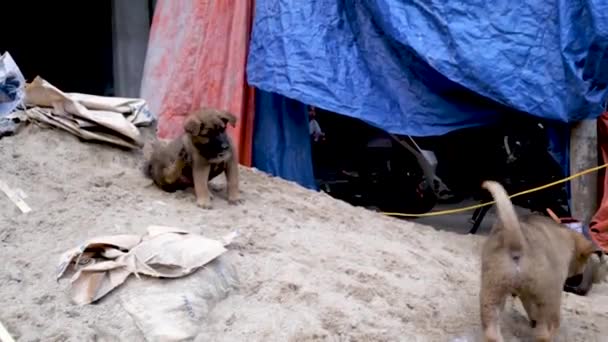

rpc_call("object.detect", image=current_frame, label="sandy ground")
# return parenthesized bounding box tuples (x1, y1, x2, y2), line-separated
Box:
(2, 126, 608, 342)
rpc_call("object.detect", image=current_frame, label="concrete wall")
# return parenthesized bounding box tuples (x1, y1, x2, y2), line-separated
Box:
(111, 0, 152, 98)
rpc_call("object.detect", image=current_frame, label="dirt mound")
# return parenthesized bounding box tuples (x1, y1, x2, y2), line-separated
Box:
(1, 127, 607, 341)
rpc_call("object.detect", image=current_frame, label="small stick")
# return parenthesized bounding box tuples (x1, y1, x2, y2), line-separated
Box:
(0, 180, 31, 214)
(0, 320, 15, 342)
(546, 208, 561, 224)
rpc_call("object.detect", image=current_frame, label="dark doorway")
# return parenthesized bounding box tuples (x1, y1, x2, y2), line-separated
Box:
(1, 1, 114, 95)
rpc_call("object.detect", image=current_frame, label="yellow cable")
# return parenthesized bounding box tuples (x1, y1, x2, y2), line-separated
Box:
(382, 163, 608, 218)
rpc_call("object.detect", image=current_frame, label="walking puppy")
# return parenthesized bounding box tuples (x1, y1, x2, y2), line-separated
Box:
(145, 108, 241, 208)
(479, 181, 595, 342)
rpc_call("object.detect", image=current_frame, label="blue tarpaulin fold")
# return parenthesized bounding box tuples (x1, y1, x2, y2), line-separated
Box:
(252, 90, 317, 190)
(247, 0, 608, 137)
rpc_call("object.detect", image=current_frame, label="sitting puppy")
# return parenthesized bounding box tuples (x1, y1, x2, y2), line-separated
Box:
(145, 107, 241, 208)
(479, 181, 595, 342)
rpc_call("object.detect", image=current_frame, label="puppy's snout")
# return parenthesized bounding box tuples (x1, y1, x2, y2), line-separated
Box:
(221, 142, 229, 149)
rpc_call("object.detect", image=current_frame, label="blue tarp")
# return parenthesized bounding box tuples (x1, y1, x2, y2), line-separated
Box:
(247, 0, 608, 137)
(252, 90, 317, 190)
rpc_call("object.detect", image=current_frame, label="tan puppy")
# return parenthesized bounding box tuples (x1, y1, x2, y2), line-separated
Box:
(479, 181, 595, 342)
(145, 108, 241, 208)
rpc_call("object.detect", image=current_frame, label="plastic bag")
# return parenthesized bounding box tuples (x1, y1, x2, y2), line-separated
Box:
(0, 52, 25, 116)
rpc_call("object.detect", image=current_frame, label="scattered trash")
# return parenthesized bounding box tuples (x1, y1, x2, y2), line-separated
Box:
(21, 76, 154, 149)
(0, 52, 25, 116)
(0, 180, 31, 214)
(56, 226, 238, 305)
(547, 208, 591, 238)
(0, 112, 25, 139)
(564, 221, 584, 235)
(221, 230, 239, 246)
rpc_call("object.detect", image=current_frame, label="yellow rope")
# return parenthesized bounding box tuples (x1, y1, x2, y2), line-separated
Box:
(382, 163, 608, 218)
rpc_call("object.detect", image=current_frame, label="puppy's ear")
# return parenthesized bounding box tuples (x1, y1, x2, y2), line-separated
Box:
(184, 117, 202, 135)
(218, 110, 237, 127)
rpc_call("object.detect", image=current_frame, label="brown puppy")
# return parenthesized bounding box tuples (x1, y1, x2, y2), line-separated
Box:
(479, 181, 595, 342)
(145, 107, 240, 208)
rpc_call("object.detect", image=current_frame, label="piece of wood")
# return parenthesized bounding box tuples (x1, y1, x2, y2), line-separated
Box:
(0, 180, 31, 214)
(570, 119, 598, 224)
(0, 320, 15, 342)
(14, 188, 27, 199)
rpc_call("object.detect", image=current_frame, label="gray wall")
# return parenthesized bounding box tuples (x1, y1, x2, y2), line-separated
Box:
(111, 0, 152, 98)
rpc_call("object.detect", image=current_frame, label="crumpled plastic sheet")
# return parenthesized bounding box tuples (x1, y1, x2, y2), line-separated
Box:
(0, 52, 25, 116)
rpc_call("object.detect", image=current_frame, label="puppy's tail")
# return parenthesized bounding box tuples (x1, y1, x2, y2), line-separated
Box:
(142, 160, 152, 179)
(482, 181, 524, 256)
(141, 141, 155, 179)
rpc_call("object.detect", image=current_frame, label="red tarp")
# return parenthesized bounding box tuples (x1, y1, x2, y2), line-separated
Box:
(141, 0, 255, 166)
(590, 112, 608, 251)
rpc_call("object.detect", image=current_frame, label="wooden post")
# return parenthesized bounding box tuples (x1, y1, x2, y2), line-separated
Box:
(111, 0, 151, 98)
(570, 119, 598, 224)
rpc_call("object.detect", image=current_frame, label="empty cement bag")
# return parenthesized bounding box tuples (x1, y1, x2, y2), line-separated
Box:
(119, 255, 239, 342)
(57, 226, 237, 305)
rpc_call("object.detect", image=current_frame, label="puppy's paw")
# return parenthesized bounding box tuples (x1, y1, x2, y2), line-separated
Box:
(228, 197, 243, 205)
(196, 198, 213, 209)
